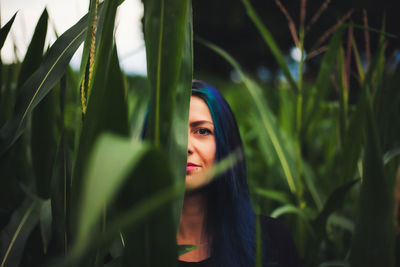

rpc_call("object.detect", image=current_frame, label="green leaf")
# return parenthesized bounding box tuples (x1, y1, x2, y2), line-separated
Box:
(50, 133, 72, 255)
(336, 24, 386, 185)
(240, 0, 298, 94)
(349, 102, 395, 267)
(0, 198, 42, 267)
(78, 0, 100, 87)
(302, 27, 345, 138)
(70, 0, 121, 237)
(0, 12, 17, 49)
(39, 199, 52, 254)
(199, 39, 298, 193)
(0, 10, 89, 155)
(102, 46, 129, 136)
(16, 9, 48, 90)
(312, 179, 359, 238)
(75, 133, 149, 251)
(119, 148, 178, 267)
(48, 185, 180, 267)
(31, 84, 58, 199)
(349, 22, 396, 267)
(178, 245, 200, 256)
(167, 0, 193, 225)
(144, 0, 190, 148)
(253, 188, 291, 204)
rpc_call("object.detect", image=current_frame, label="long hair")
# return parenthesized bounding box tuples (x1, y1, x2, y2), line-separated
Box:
(192, 80, 258, 267)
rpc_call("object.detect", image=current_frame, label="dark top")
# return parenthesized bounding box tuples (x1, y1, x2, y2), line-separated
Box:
(178, 216, 301, 267)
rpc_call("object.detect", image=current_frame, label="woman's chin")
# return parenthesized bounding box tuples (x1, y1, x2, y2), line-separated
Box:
(185, 170, 212, 190)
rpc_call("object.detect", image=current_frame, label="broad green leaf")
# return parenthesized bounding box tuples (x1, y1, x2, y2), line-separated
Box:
(178, 245, 200, 256)
(102, 46, 129, 136)
(319, 261, 350, 267)
(349, 99, 395, 267)
(302, 27, 345, 138)
(0, 12, 17, 49)
(16, 9, 48, 90)
(373, 62, 400, 152)
(31, 85, 58, 199)
(384, 147, 400, 165)
(240, 0, 298, 94)
(336, 25, 386, 185)
(78, 0, 100, 87)
(0, 10, 90, 155)
(312, 179, 358, 238)
(0, 198, 42, 267)
(128, 76, 150, 141)
(167, 0, 193, 226)
(199, 39, 298, 193)
(70, 0, 121, 237)
(327, 214, 354, 233)
(253, 188, 291, 204)
(39, 199, 52, 254)
(302, 161, 323, 211)
(119, 148, 178, 267)
(49, 184, 180, 267)
(50, 134, 72, 255)
(0, 65, 16, 126)
(75, 134, 149, 251)
(143, 0, 190, 148)
(350, 21, 396, 267)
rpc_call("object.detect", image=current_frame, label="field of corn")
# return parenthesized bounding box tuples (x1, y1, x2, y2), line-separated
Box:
(0, 0, 399, 266)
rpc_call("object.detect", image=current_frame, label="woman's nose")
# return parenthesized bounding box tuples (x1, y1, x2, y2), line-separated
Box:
(187, 134, 193, 155)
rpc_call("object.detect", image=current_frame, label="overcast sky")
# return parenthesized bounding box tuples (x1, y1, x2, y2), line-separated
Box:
(0, 0, 147, 75)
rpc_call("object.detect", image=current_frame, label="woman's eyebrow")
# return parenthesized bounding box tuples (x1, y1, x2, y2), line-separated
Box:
(190, 120, 214, 127)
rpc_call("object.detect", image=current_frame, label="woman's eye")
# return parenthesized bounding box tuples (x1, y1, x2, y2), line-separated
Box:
(196, 128, 213, 136)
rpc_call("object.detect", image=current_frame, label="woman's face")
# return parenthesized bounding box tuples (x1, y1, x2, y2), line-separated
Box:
(186, 96, 216, 189)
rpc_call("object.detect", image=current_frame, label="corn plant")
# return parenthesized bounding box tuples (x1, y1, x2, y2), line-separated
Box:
(0, 0, 192, 266)
(198, 0, 400, 266)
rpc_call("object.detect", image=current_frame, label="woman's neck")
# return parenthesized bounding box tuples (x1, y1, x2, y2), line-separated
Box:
(177, 192, 210, 261)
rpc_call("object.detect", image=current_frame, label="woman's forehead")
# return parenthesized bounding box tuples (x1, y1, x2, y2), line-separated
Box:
(189, 96, 213, 122)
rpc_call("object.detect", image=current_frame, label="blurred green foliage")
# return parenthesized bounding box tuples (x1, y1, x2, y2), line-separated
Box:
(0, 0, 399, 267)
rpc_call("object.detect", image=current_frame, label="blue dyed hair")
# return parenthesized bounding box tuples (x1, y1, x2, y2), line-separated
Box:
(192, 81, 259, 267)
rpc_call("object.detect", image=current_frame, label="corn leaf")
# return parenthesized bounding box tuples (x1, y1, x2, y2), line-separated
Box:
(302, 27, 345, 138)
(70, 0, 120, 236)
(0, 12, 17, 49)
(75, 133, 149, 251)
(0, 198, 42, 267)
(178, 245, 200, 256)
(50, 133, 72, 255)
(349, 20, 397, 267)
(16, 9, 48, 90)
(240, 0, 298, 94)
(349, 98, 395, 267)
(39, 199, 52, 254)
(119, 148, 178, 267)
(143, 0, 190, 148)
(200, 39, 298, 193)
(167, 1, 193, 225)
(0, 10, 89, 155)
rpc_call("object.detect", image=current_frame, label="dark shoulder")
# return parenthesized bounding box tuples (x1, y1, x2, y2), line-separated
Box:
(260, 216, 302, 267)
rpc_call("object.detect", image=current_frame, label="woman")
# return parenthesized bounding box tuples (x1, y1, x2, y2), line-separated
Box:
(177, 81, 301, 267)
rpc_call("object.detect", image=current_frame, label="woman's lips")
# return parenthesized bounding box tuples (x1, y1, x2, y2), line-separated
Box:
(186, 163, 199, 172)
